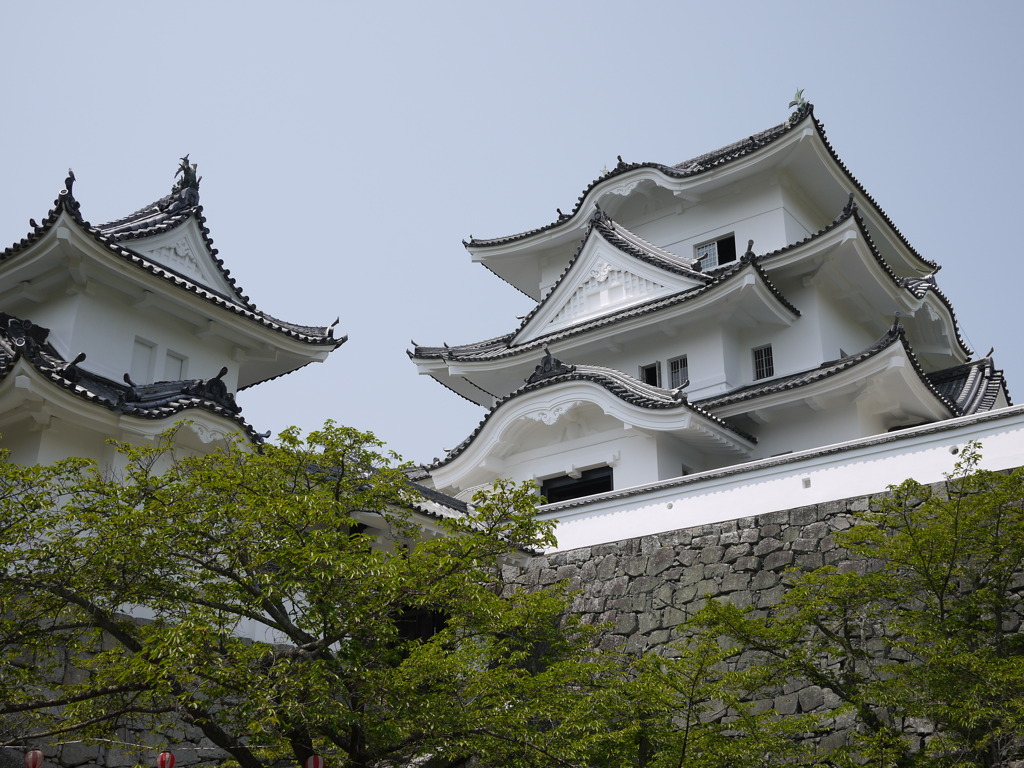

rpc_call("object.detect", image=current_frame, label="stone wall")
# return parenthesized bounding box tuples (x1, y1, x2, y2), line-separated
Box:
(503, 493, 876, 751)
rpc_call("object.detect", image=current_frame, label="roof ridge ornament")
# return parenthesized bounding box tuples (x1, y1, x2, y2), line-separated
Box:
(890, 311, 903, 335)
(526, 348, 576, 385)
(834, 192, 857, 223)
(59, 169, 82, 217)
(171, 155, 201, 205)
(787, 88, 811, 123)
(591, 204, 612, 225)
(741, 239, 756, 264)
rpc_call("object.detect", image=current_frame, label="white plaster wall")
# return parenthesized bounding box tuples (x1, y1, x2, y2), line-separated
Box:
(37, 284, 241, 391)
(501, 428, 660, 492)
(543, 406, 1024, 551)
(641, 180, 790, 258)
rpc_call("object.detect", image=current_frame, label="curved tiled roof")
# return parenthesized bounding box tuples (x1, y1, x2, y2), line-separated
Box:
(751, 206, 971, 360)
(427, 360, 755, 470)
(927, 357, 1011, 413)
(695, 323, 959, 415)
(465, 104, 937, 274)
(0, 312, 261, 442)
(1, 175, 343, 349)
(411, 255, 798, 364)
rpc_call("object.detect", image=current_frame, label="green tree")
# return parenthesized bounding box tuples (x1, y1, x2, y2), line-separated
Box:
(696, 444, 1024, 767)
(0, 423, 598, 768)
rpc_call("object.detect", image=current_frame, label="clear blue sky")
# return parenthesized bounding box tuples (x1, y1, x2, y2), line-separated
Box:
(1, 1, 1021, 464)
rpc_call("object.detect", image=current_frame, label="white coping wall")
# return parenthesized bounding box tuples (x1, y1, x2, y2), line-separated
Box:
(541, 405, 1024, 552)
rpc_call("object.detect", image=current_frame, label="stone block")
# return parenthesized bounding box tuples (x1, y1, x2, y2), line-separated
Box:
(556, 564, 579, 581)
(699, 545, 725, 564)
(662, 606, 686, 627)
(754, 537, 783, 556)
(679, 564, 705, 585)
(614, 613, 638, 635)
(595, 554, 620, 580)
(774, 693, 799, 715)
(763, 550, 794, 570)
(638, 610, 663, 634)
(603, 575, 630, 596)
(751, 570, 779, 590)
(648, 547, 676, 574)
(674, 583, 697, 604)
(722, 543, 751, 562)
(718, 530, 740, 545)
(677, 548, 701, 567)
(732, 555, 761, 571)
(703, 563, 729, 580)
(719, 590, 753, 608)
(756, 584, 787, 607)
(795, 552, 824, 570)
(797, 685, 825, 712)
(800, 520, 829, 540)
(721, 572, 750, 592)
(790, 506, 820, 525)
(60, 743, 100, 767)
(624, 555, 648, 577)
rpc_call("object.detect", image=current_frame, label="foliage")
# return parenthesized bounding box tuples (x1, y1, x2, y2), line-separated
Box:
(0, 423, 582, 768)
(6, 428, 1023, 768)
(694, 444, 1024, 767)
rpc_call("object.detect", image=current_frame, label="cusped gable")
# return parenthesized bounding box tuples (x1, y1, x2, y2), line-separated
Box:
(512, 213, 704, 346)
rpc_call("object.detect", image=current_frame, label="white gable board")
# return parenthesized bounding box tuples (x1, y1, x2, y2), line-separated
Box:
(130, 218, 242, 301)
(513, 228, 703, 346)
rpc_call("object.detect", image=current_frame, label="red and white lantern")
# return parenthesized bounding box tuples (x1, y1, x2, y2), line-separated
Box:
(157, 751, 175, 768)
(24, 750, 43, 768)
(304, 755, 324, 768)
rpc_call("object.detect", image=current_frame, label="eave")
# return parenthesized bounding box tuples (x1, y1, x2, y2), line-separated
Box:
(2, 198, 344, 388)
(427, 364, 756, 495)
(700, 324, 957, 428)
(410, 257, 799, 407)
(465, 105, 936, 296)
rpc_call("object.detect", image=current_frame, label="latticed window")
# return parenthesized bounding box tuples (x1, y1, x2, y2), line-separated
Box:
(669, 355, 688, 388)
(753, 344, 774, 380)
(696, 234, 737, 269)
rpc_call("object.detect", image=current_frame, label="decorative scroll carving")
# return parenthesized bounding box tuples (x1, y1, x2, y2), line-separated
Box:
(149, 239, 204, 277)
(525, 400, 582, 426)
(605, 179, 640, 197)
(188, 421, 228, 444)
(590, 262, 613, 283)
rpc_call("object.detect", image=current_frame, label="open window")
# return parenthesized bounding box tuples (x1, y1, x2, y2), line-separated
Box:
(541, 466, 613, 503)
(696, 234, 737, 270)
(639, 362, 661, 386)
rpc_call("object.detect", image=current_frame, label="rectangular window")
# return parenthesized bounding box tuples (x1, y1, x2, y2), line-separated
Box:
(541, 466, 613, 504)
(164, 351, 187, 381)
(695, 234, 737, 270)
(639, 362, 661, 387)
(130, 338, 155, 384)
(753, 344, 774, 380)
(668, 355, 688, 388)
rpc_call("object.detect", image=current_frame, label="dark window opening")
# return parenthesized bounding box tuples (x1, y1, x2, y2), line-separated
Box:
(396, 607, 448, 643)
(640, 362, 661, 386)
(696, 234, 737, 269)
(541, 466, 613, 503)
